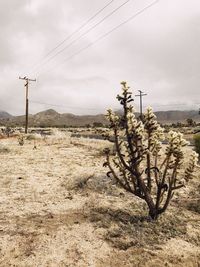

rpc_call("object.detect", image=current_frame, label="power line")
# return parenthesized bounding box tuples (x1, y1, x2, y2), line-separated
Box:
(33, 0, 131, 74)
(30, 100, 103, 111)
(152, 103, 188, 108)
(37, 0, 160, 77)
(29, 0, 116, 72)
(152, 103, 200, 108)
(30, 100, 199, 114)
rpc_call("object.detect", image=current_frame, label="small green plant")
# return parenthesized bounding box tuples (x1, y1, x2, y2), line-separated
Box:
(104, 82, 198, 220)
(194, 134, 200, 160)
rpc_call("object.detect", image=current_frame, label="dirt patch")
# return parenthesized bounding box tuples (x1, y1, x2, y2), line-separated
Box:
(88, 203, 188, 249)
(0, 133, 199, 266)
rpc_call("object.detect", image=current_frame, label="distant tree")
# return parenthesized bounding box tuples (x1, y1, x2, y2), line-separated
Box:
(85, 124, 91, 128)
(171, 123, 177, 128)
(186, 118, 196, 127)
(93, 122, 104, 128)
(176, 122, 184, 128)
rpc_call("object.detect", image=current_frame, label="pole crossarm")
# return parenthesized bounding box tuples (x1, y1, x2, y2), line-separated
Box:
(135, 90, 147, 117)
(19, 76, 36, 82)
(135, 90, 147, 97)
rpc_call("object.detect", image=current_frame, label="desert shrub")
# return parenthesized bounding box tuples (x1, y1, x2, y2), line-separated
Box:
(187, 199, 200, 214)
(194, 134, 200, 159)
(66, 175, 94, 191)
(0, 145, 10, 153)
(18, 135, 24, 146)
(26, 134, 36, 140)
(5, 126, 12, 137)
(93, 122, 104, 128)
(104, 82, 198, 220)
(186, 184, 200, 214)
(186, 118, 196, 127)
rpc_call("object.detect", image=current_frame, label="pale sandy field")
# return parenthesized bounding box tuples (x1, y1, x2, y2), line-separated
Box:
(0, 131, 199, 267)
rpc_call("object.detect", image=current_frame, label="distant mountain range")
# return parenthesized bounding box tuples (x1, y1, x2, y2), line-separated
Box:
(0, 111, 13, 119)
(0, 109, 199, 127)
(0, 109, 107, 127)
(152, 110, 200, 124)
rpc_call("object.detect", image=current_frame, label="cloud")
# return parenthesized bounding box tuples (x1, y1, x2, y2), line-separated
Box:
(0, 0, 199, 115)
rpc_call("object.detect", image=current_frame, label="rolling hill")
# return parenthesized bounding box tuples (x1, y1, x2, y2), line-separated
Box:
(0, 111, 13, 119)
(0, 109, 199, 127)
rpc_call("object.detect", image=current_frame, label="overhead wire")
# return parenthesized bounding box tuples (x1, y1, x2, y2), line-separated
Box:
(30, 100, 103, 111)
(37, 0, 160, 78)
(29, 0, 116, 72)
(152, 103, 187, 107)
(30, 100, 199, 113)
(18, 0, 199, 116)
(32, 0, 132, 74)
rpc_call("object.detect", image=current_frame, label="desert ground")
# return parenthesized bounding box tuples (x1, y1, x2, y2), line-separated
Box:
(0, 130, 199, 267)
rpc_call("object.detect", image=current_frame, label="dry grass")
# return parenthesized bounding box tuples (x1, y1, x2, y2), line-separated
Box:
(0, 130, 199, 267)
(0, 144, 11, 154)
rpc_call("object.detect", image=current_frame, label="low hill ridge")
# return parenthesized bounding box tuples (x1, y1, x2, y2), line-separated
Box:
(0, 109, 199, 127)
(0, 111, 13, 119)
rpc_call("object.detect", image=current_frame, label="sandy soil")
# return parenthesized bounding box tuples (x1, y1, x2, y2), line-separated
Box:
(0, 132, 199, 267)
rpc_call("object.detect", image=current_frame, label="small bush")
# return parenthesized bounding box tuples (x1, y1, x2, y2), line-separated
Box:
(186, 184, 200, 214)
(26, 134, 36, 141)
(188, 199, 200, 214)
(18, 135, 24, 146)
(0, 145, 10, 154)
(194, 134, 200, 160)
(66, 175, 94, 191)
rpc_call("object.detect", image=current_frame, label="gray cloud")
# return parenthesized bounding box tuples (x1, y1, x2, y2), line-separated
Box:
(0, 0, 199, 115)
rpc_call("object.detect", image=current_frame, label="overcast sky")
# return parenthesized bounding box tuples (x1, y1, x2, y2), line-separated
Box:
(0, 0, 199, 115)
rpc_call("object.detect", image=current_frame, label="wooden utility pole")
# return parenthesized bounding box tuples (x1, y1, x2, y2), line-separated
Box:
(19, 76, 36, 133)
(135, 90, 147, 117)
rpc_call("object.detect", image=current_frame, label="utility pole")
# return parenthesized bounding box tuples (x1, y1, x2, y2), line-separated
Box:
(135, 90, 147, 118)
(19, 76, 36, 134)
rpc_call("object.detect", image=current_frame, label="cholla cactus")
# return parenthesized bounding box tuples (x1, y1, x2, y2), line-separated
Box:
(104, 82, 198, 220)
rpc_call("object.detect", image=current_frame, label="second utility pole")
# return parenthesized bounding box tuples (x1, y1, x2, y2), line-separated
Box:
(19, 76, 36, 134)
(135, 90, 147, 118)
